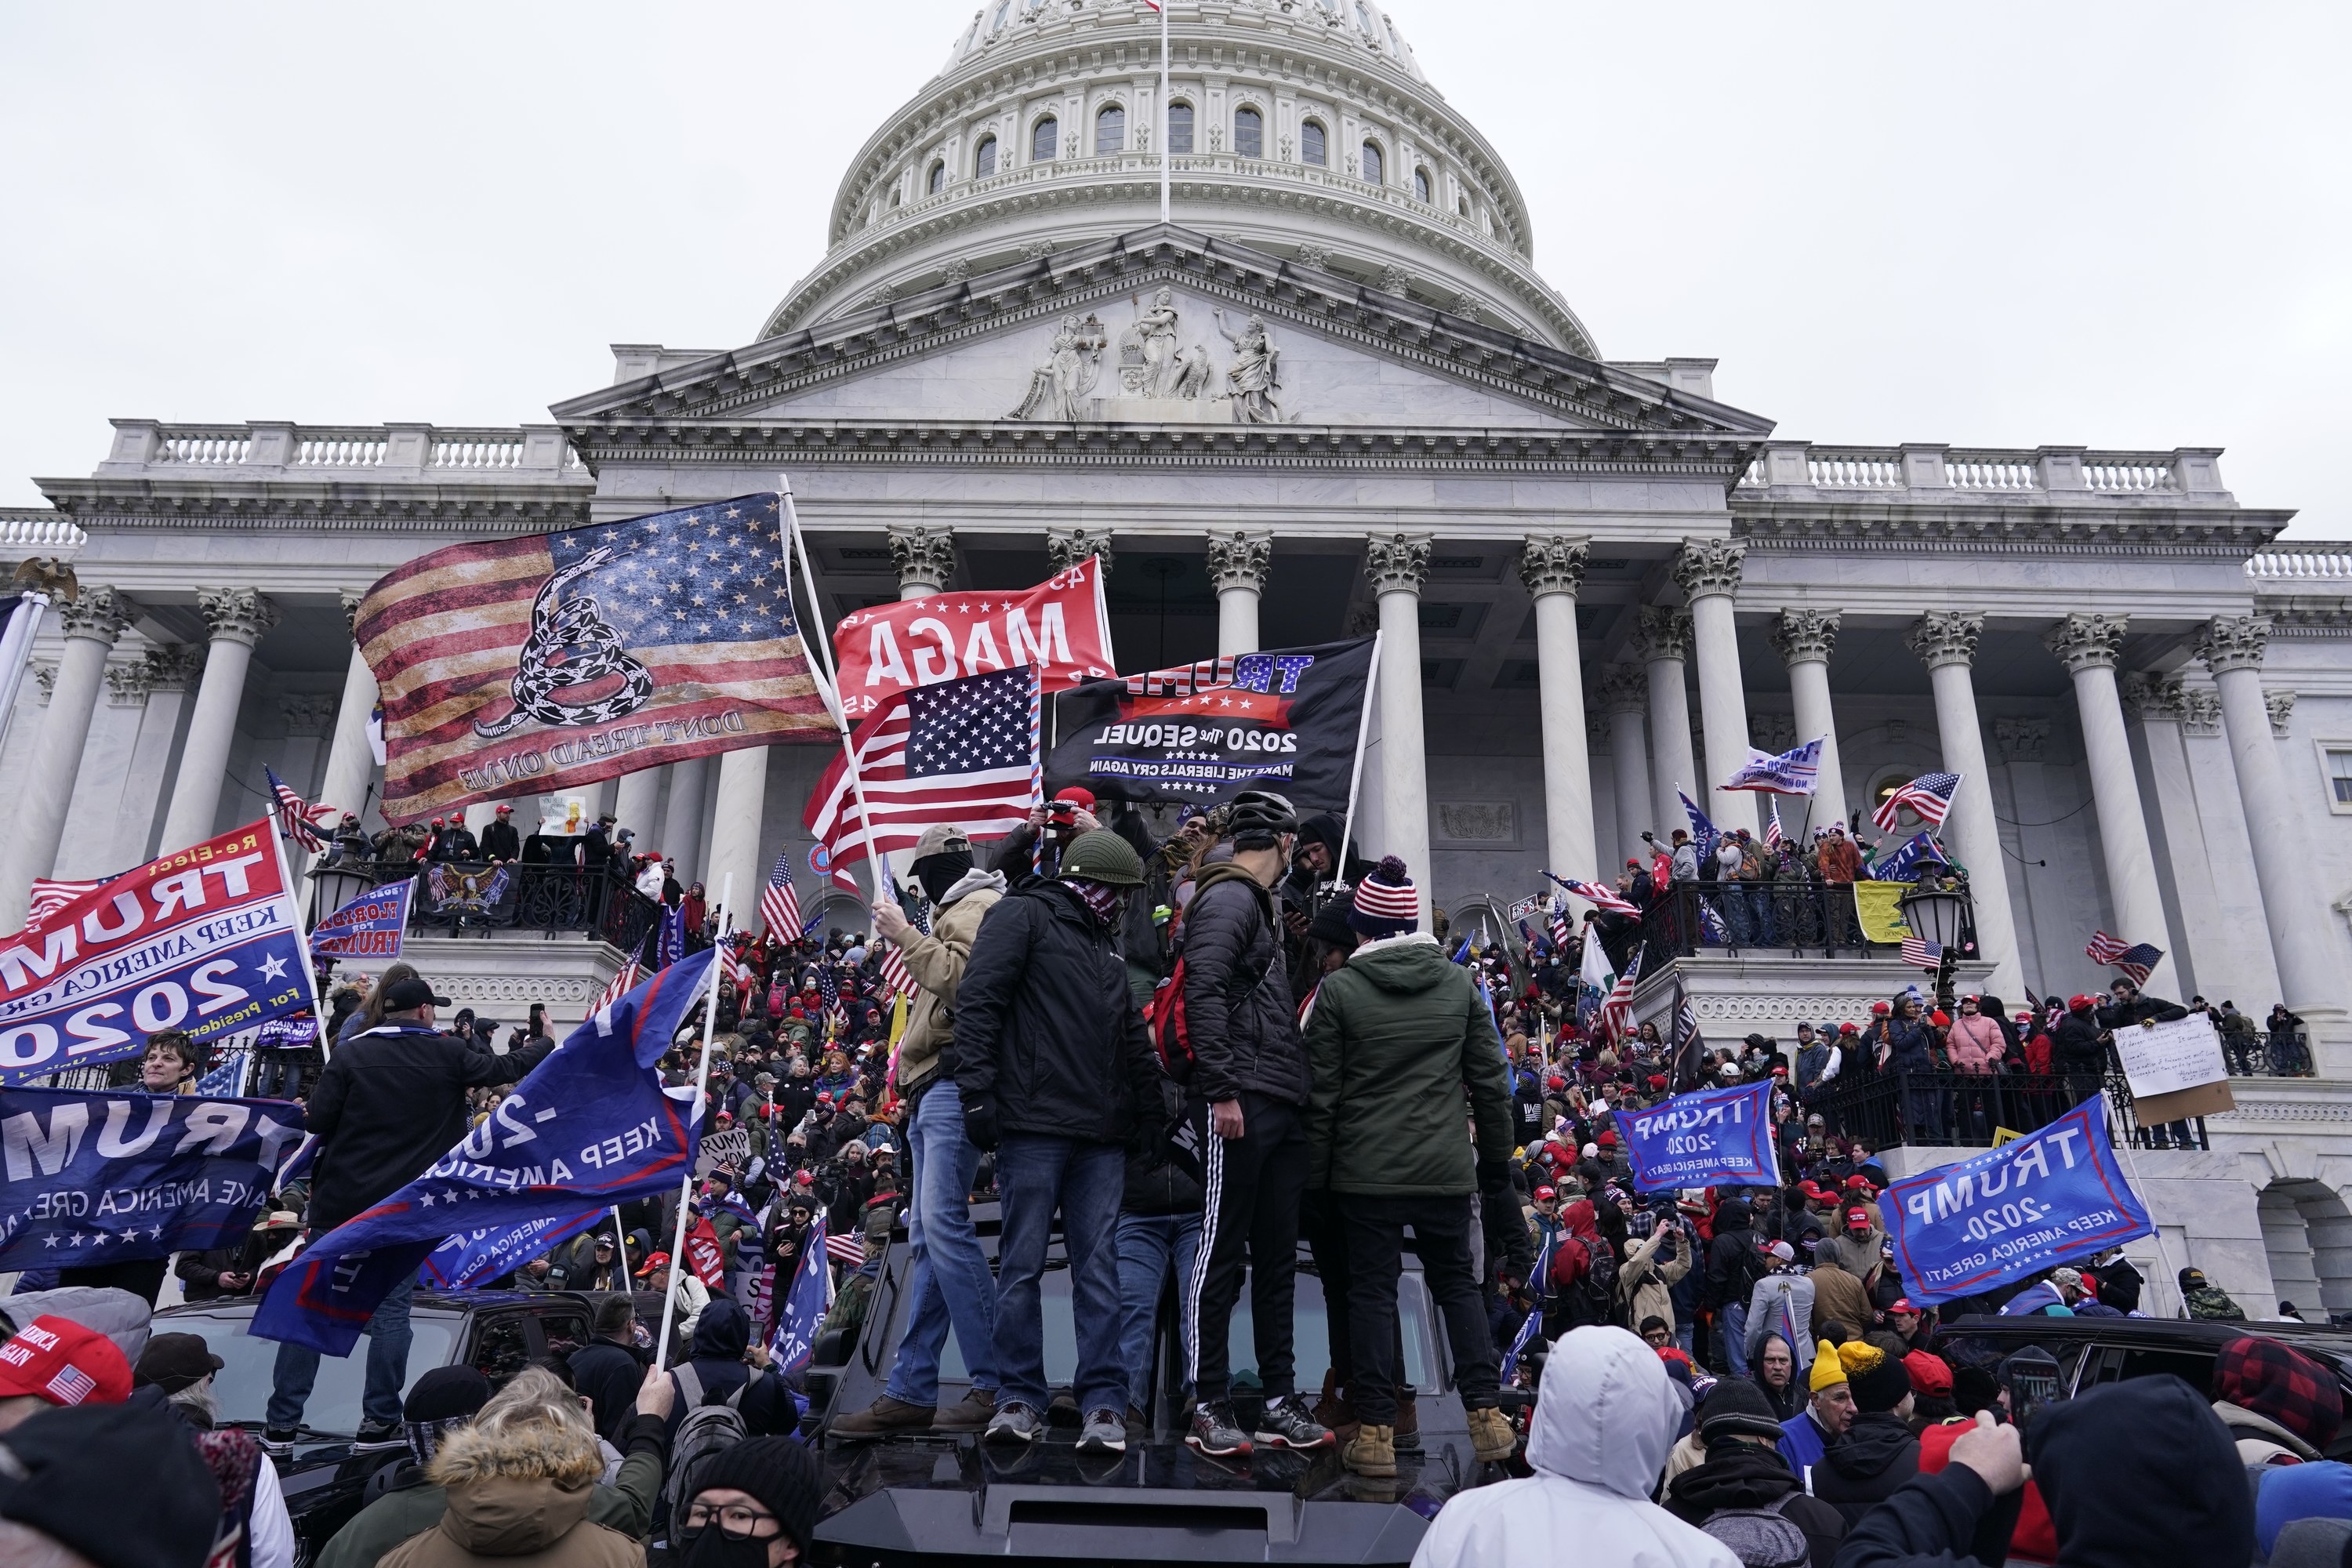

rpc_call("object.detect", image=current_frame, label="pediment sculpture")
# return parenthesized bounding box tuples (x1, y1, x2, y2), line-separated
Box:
(1007, 290, 1290, 425)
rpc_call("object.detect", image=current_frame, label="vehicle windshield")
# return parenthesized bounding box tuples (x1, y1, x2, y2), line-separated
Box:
(168, 1311, 459, 1435)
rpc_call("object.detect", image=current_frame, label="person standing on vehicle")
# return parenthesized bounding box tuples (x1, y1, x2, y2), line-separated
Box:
(1301, 856, 1519, 1479)
(953, 829, 1163, 1456)
(263, 976, 554, 1455)
(834, 825, 1006, 1439)
(1181, 790, 1332, 1457)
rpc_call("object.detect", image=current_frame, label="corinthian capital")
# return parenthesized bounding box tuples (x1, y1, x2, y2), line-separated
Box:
(1516, 534, 1590, 599)
(56, 585, 138, 644)
(1766, 608, 1841, 667)
(887, 525, 957, 595)
(2194, 614, 2270, 675)
(1905, 610, 1984, 671)
(1206, 529, 1273, 593)
(1631, 605, 1694, 663)
(1045, 527, 1115, 579)
(1362, 532, 1432, 596)
(1593, 663, 1649, 713)
(2044, 612, 2129, 673)
(2267, 689, 2297, 737)
(2118, 672, 2189, 724)
(1671, 538, 1745, 601)
(196, 587, 278, 648)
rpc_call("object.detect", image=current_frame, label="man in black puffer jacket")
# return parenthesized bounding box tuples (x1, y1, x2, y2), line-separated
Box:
(2049, 993, 2111, 1112)
(2096, 977, 2193, 1147)
(1813, 1341, 1921, 1526)
(1178, 790, 1330, 1457)
(955, 831, 1163, 1453)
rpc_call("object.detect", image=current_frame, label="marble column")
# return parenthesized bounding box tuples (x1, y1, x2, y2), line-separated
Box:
(1631, 606, 1698, 841)
(1365, 533, 1433, 921)
(316, 591, 380, 837)
(2045, 613, 2180, 998)
(1769, 609, 1851, 833)
(160, 588, 277, 854)
(1594, 665, 1652, 866)
(703, 748, 771, 928)
(1674, 539, 1758, 837)
(888, 524, 956, 602)
(2120, 674, 2266, 1007)
(1519, 534, 1596, 880)
(1904, 611, 2023, 998)
(1, 586, 137, 927)
(614, 768, 664, 849)
(1207, 529, 1272, 657)
(662, 754, 712, 881)
(2195, 616, 2343, 1048)
(121, 646, 205, 861)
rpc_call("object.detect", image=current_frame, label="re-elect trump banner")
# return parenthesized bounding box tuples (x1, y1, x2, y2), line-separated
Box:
(0, 822, 318, 1080)
(831, 557, 1115, 718)
(1882, 1094, 2153, 1305)
(309, 881, 412, 960)
(0, 1086, 307, 1269)
(1045, 637, 1374, 811)
(1619, 1079, 1780, 1192)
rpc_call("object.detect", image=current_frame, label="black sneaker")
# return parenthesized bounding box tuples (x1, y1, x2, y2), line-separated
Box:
(1185, 1399, 1253, 1457)
(261, 1428, 297, 1458)
(1253, 1393, 1334, 1450)
(350, 1420, 405, 1452)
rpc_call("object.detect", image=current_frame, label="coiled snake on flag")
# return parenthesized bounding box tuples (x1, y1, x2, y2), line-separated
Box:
(474, 547, 653, 739)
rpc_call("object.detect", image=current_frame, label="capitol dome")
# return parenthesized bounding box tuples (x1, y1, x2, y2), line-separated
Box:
(762, 0, 1596, 355)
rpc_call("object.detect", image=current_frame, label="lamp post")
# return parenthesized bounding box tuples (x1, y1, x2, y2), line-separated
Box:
(1899, 884, 1969, 1011)
(307, 859, 375, 931)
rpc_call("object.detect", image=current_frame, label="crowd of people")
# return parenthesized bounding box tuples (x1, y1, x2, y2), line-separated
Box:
(2, 782, 2338, 1567)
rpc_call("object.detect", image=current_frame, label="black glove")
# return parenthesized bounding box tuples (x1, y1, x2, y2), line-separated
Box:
(963, 1093, 1001, 1152)
(1475, 1156, 1511, 1198)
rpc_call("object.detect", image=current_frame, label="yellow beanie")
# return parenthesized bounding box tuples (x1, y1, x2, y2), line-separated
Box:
(1809, 1339, 1849, 1392)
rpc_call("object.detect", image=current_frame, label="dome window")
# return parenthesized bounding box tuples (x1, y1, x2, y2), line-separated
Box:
(1356, 2, 1379, 37)
(1414, 165, 1431, 203)
(1167, 101, 1194, 154)
(929, 160, 946, 194)
(1033, 115, 1058, 161)
(975, 135, 999, 177)
(1360, 140, 1384, 184)
(1234, 106, 1264, 158)
(989, 0, 1011, 34)
(1457, 194, 1471, 218)
(1301, 120, 1327, 166)
(1096, 103, 1126, 154)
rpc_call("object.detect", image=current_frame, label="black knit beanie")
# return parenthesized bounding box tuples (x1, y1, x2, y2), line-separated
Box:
(1697, 1378, 1788, 1444)
(0, 1403, 220, 1568)
(691, 1435, 822, 1552)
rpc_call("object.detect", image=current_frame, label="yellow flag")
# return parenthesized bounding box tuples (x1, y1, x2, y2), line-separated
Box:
(1852, 883, 1914, 946)
(889, 989, 909, 1046)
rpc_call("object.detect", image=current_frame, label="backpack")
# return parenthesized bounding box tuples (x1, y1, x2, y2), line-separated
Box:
(1142, 896, 1275, 1083)
(1699, 1496, 1811, 1568)
(1552, 1233, 1619, 1327)
(659, 1363, 763, 1532)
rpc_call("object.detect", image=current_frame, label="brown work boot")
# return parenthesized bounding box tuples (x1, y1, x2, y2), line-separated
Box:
(1313, 1369, 1360, 1444)
(1393, 1389, 1420, 1451)
(1341, 1422, 1396, 1479)
(1467, 1406, 1517, 1464)
(933, 1385, 997, 1432)
(833, 1394, 935, 1439)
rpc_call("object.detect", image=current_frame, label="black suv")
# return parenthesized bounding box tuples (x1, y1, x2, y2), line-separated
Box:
(805, 1203, 1513, 1566)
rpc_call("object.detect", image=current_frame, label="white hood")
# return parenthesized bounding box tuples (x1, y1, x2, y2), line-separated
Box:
(938, 867, 1006, 906)
(1526, 1325, 1682, 1497)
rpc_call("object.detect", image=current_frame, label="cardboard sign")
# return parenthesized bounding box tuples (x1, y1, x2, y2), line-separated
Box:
(2114, 1013, 2229, 1098)
(696, 1125, 752, 1174)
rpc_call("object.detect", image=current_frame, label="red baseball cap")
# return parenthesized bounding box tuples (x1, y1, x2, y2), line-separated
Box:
(2068, 994, 2099, 1012)
(0, 1317, 132, 1409)
(1054, 786, 1097, 810)
(494, 804, 514, 814)
(1890, 1298, 1920, 1315)
(1534, 1185, 1556, 1201)
(635, 1251, 672, 1277)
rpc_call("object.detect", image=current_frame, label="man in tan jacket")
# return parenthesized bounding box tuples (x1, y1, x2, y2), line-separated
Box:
(832, 824, 1007, 1437)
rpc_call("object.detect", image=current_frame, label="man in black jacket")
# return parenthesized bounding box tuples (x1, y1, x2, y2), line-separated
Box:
(1665, 1380, 1846, 1567)
(1180, 790, 1331, 1457)
(955, 830, 1162, 1455)
(263, 975, 553, 1452)
(478, 802, 521, 862)
(2096, 978, 2192, 1146)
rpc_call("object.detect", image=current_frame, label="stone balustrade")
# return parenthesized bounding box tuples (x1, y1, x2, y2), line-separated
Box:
(2249, 550, 2352, 582)
(0, 511, 89, 551)
(1739, 441, 2227, 502)
(100, 419, 586, 480)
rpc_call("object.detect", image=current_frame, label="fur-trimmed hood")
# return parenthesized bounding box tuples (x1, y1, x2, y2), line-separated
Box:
(427, 1419, 604, 1490)
(410, 1419, 606, 1560)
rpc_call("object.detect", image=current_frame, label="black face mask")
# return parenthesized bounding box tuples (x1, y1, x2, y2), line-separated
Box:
(914, 851, 973, 904)
(675, 1524, 772, 1568)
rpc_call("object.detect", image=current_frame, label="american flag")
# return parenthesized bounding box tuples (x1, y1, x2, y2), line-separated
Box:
(816, 962, 846, 1034)
(759, 847, 802, 942)
(1873, 771, 1962, 832)
(825, 1229, 868, 1268)
(265, 764, 338, 854)
(591, 960, 643, 1017)
(43, 1365, 96, 1406)
(804, 665, 1039, 878)
(1900, 934, 1946, 971)
(1553, 877, 1641, 917)
(2085, 931, 2163, 985)
(353, 493, 833, 825)
(25, 874, 108, 931)
(878, 942, 914, 1002)
(718, 940, 756, 993)
(1547, 906, 1573, 949)
(1671, 986, 1706, 1089)
(1763, 800, 1785, 851)
(1599, 943, 1643, 1043)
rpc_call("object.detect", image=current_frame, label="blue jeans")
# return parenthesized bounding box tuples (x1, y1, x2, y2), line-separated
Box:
(882, 1080, 998, 1406)
(267, 1267, 416, 1431)
(1115, 1210, 1200, 1411)
(994, 1134, 1126, 1417)
(1719, 1300, 1750, 1377)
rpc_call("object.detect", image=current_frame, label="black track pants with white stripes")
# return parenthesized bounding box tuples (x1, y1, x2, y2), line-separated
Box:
(1185, 1091, 1308, 1405)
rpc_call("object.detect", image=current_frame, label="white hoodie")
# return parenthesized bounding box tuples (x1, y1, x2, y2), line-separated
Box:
(1410, 1327, 1740, 1568)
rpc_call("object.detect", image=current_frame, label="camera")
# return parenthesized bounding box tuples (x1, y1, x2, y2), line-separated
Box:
(1046, 800, 1080, 828)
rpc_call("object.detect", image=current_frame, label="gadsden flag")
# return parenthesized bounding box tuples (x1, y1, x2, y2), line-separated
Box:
(354, 492, 833, 825)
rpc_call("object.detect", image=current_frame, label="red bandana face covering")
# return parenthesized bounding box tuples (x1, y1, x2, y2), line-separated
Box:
(1061, 877, 1126, 928)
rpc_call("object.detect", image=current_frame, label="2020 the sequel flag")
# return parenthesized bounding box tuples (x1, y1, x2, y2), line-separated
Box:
(1617, 1079, 1780, 1193)
(0, 821, 318, 1080)
(253, 950, 715, 1355)
(1881, 1094, 2153, 1305)
(356, 494, 833, 826)
(831, 556, 1115, 719)
(1045, 637, 1374, 810)
(0, 1085, 308, 1271)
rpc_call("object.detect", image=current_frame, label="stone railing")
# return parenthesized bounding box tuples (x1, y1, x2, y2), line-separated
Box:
(2249, 550, 2352, 582)
(0, 510, 90, 551)
(100, 420, 589, 481)
(1737, 441, 2227, 502)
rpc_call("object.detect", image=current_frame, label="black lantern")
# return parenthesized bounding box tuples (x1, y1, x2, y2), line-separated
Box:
(307, 860, 374, 931)
(1899, 885, 1968, 1007)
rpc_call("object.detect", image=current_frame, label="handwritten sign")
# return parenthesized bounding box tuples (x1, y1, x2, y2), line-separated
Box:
(2113, 1013, 2229, 1099)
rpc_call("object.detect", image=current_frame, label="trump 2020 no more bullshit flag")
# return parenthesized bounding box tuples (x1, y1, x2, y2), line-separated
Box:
(354, 493, 834, 826)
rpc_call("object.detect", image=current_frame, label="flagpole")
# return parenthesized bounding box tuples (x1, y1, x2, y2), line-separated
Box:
(1337, 629, 1381, 879)
(654, 879, 733, 1373)
(778, 477, 891, 905)
(610, 1207, 630, 1287)
(2105, 1092, 2187, 1316)
(1158, 0, 1171, 224)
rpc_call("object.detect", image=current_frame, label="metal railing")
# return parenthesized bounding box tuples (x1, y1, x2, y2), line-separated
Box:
(1810, 1069, 2207, 1153)
(2227, 1028, 2314, 1078)
(313, 860, 665, 953)
(1639, 880, 1977, 962)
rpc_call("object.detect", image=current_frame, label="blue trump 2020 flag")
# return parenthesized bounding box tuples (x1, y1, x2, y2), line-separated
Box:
(1882, 1094, 2152, 1305)
(1720, 736, 1823, 796)
(769, 1215, 830, 1374)
(0, 1086, 308, 1270)
(255, 949, 716, 1355)
(1617, 1079, 1780, 1193)
(423, 1208, 606, 1290)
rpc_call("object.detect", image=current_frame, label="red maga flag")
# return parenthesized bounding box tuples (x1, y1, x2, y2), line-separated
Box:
(829, 557, 1114, 718)
(354, 493, 833, 825)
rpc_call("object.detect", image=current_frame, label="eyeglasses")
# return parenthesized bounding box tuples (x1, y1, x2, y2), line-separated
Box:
(684, 1501, 781, 1538)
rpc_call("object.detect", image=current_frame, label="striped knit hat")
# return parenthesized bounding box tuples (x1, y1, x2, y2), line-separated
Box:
(1348, 856, 1420, 937)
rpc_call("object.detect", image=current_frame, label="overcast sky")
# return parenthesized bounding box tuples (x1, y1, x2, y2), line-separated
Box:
(2, 2, 2343, 534)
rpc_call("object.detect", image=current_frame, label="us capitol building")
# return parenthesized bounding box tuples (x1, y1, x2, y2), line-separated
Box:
(4, 0, 2350, 1314)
